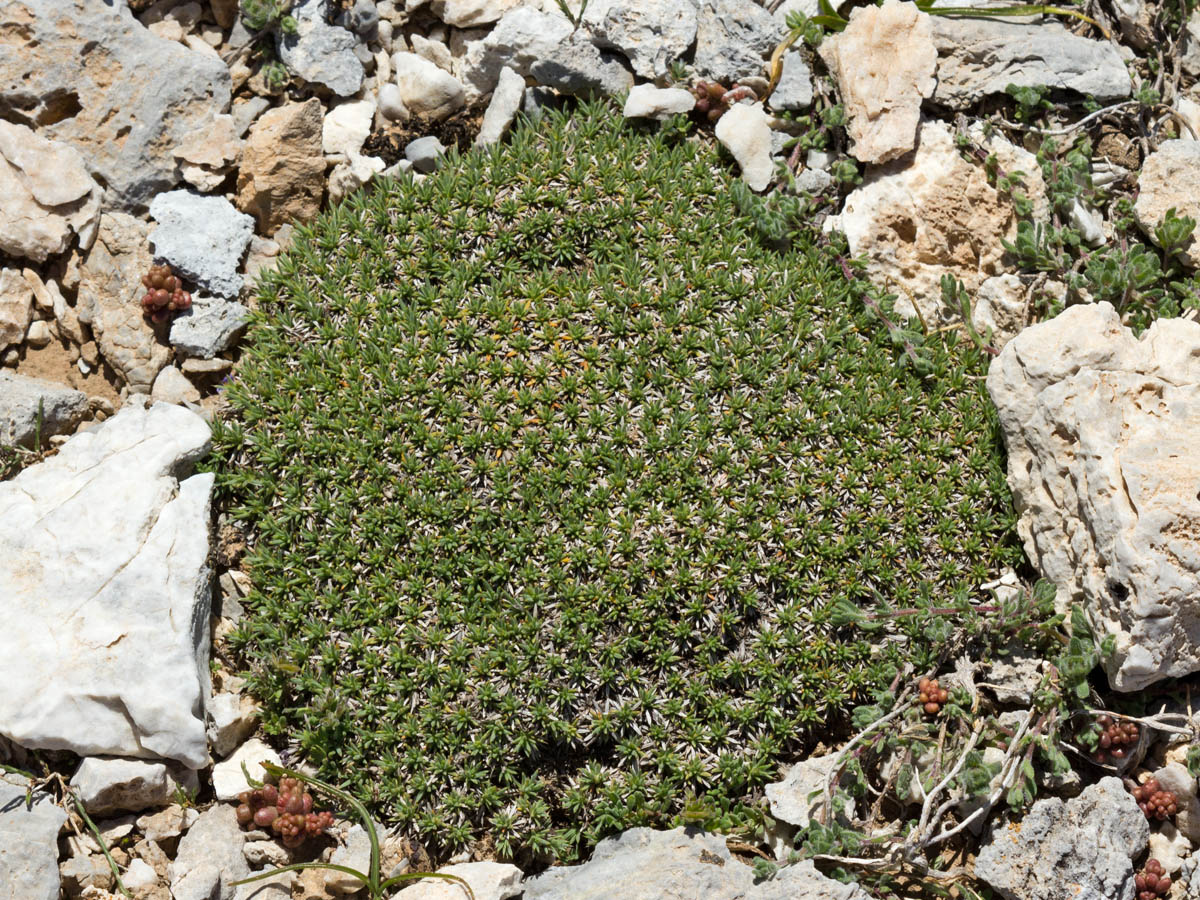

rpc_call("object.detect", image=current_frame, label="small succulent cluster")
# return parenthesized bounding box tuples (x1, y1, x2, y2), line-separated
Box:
(1135, 859, 1172, 898)
(235, 778, 335, 848)
(211, 101, 1020, 860)
(916, 677, 949, 716)
(1089, 714, 1140, 765)
(140, 264, 192, 323)
(690, 81, 758, 122)
(1130, 777, 1178, 821)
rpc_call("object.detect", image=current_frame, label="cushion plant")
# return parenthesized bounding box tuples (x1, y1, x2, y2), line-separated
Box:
(207, 100, 1021, 862)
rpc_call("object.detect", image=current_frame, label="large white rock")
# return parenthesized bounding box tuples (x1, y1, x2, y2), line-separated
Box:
(0, 402, 214, 767)
(459, 7, 573, 102)
(830, 120, 1048, 324)
(988, 302, 1200, 690)
(714, 103, 775, 192)
(70, 757, 180, 816)
(582, 0, 697, 80)
(391, 52, 467, 121)
(0, 775, 67, 900)
(623, 84, 696, 120)
(393, 861, 522, 900)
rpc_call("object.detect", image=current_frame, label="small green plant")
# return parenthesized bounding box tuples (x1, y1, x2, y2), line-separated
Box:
(237, 0, 298, 89)
(551, 0, 588, 29)
(1006, 84, 1053, 123)
(231, 762, 476, 900)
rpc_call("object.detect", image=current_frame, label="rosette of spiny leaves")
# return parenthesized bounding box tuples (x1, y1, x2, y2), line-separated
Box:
(206, 99, 1022, 863)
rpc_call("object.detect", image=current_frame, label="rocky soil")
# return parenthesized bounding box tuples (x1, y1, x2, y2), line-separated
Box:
(5, 0, 1200, 898)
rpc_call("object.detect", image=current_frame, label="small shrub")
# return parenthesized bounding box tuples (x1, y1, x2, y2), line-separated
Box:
(207, 100, 1021, 861)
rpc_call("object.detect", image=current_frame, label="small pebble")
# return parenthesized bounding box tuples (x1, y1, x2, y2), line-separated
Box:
(405, 136, 446, 173)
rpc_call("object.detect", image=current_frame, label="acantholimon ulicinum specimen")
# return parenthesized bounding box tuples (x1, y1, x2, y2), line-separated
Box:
(208, 100, 1021, 861)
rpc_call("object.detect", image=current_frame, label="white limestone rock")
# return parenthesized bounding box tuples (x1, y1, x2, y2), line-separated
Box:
(152, 364, 202, 405)
(212, 738, 282, 801)
(0, 774, 68, 900)
(582, 0, 697, 80)
(714, 102, 774, 191)
(149, 191, 255, 299)
(623, 84, 696, 120)
(988, 302, 1200, 690)
(1134, 140, 1200, 269)
(207, 692, 261, 757)
(170, 804, 250, 900)
(0, 121, 100, 263)
(324, 98, 378, 158)
(70, 757, 179, 816)
(971, 273, 1028, 348)
(475, 66, 526, 147)
(431, 0, 523, 27)
(392, 52, 467, 121)
(765, 753, 854, 829)
(459, 7, 573, 102)
(0, 403, 214, 767)
(830, 120, 1048, 325)
(392, 861, 523, 900)
(328, 153, 387, 205)
(817, 0, 936, 164)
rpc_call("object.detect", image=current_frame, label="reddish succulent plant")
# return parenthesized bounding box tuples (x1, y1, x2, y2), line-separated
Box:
(1135, 858, 1171, 898)
(917, 677, 950, 715)
(235, 777, 335, 848)
(690, 81, 759, 123)
(1090, 714, 1139, 765)
(141, 263, 192, 323)
(1131, 777, 1179, 821)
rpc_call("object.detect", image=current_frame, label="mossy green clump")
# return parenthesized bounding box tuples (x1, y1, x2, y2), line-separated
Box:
(208, 101, 1021, 861)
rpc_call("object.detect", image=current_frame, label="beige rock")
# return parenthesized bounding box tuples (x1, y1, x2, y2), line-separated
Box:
(0, 121, 100, 262)
(831, 120, 1048, 324)
(25, 319, 52, 349)
(136, 804, 195, 842)
(1147, 822, 1191, 874)
(988, 302, 1200, 690)
(1134, 140, 1200, 268)
(60, 854, 114, 898)
(75, 213, 171, 393)
(818, 0, 936, 164)
(410, 34, 455, 73)
(236, 100, 327, 236)
(0, 268, 34, 350)
(713, 102, 774, 191)
(173, 114, 244, 193)
(151, 365, 201, 405)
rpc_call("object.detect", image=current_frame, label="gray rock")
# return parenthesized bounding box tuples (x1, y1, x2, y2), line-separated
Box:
(277, 0, 365, 97)
(378, 82, 411, 122)
(694, 0, 787, 85)
(976, 777, 1148, 900)
(475, 67, 526, 147)
(794, 166, 833, 195)
(170, 296, 251, 359)
(459, 7, 572, 102)
(76, 213, 171, 393)
(0, 403, 214, 768)
(170, 805, 250, 900)
(0, 775, 68, 900)
(582, 0, 698, 80)
(932, 17, 1132, 108)
(0, 371, 88, 448)
(529, 37, 633, 98)
(0, 0, 230, 211)
(765, 753, 852, 829)
(984, 650, 1045, 704)
(768, 51, 813, 111)
(339, 0, 381, 38)
(521, 827, 868, 899)
(522, 86, 561, 123)
(70, 757, 176, 816)
(59, 853, 114, 896)
(406, 136, 448, 173)
(230, 97, 272, 139)
(149, 191, 255, 299)
(206, 692, 260, 757)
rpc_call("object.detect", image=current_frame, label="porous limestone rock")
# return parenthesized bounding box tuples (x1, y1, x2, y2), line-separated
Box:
(714, 102, 774, 191)
(0, 371, 88, 448)
(582, 0, 697, 80)
(327, 153, 386, 205)
(173, 114, 244, 193)
(1134, 140, 1200, 268)
(0, 268, 34, 351)
(149, 191, 255, 299)
(932, 16, 1132, 108)
(475, 66, 526, 147)
(765, 752, 854, 829)
(278, 0, 365, 97)
(830, 120, 1048, 324)
(987, 302, 1200, 690)
(70, 758, 178, 816)
(0, 774, 68, 900)
(0, 121, 100, 262)
(623, 84, 697, 120)
(392, 861, 522, 900)
(459, 7, 573, 101)
(0, 0, 230, 210)
(392, 52, 467, 121)
(817, 0, 937, 164)
(170, 295, 251, 359)
(237, 99, 326, 236)
(521, 827, 869, 899)
(0, 402, 214, 767)
(976, 777, 1147, 900)
(75, 213, 171, 393)
(971, 273, 1028, 348)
